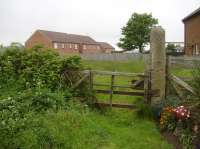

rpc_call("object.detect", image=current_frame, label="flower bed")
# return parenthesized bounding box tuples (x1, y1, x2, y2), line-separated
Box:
(159, 104, 199, 149)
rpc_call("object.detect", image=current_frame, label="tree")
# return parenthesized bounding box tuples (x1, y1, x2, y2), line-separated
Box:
(10, 42, 24, 48)
(166, 43, 176, 53)
(0, 44, 4, 52)
(118, 13, 158, 53)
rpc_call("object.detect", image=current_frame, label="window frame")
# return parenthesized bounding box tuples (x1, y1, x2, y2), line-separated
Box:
(62, 43, 65, 49)
(69, 43, 72, 49)
(53, 43, 58, 49)
(195, 44, 199, 55)
(75, 44, 78, 50)
(83, 45, 87, 50)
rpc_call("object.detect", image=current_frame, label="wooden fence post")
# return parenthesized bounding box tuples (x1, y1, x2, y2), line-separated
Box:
(150, 26, 166, 104)
(165, 55, 170, 97)
(109, 75, 115, 108)
(89, 70, 93, 100)
(144, 54, 151, 104)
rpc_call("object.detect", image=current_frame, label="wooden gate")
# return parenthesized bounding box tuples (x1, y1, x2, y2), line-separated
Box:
(71, 69, 159, 109)
(70, 26, 188, 108)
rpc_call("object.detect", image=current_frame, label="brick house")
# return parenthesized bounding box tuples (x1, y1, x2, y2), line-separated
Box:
(97, 42, 115, 53)
(183, 7, 200, 56)
(25, 30, 114, 54)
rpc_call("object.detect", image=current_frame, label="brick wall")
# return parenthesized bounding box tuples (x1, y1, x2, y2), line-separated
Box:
(184, 15, 200, 56)
(25, 31, 52, 48)
(56, 42, 79, 54)
(25, 31, 112, 54)
(103, 48, 113, 53)
(53, 42, 103, 54)
(81, 44, 102, 53)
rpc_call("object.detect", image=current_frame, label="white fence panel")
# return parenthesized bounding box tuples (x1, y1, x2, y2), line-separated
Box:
(81, 53, 143, 61)
(170, 56, 200, 67)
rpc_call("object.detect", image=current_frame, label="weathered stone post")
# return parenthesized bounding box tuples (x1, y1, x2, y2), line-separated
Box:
(150, 26, 166, 104)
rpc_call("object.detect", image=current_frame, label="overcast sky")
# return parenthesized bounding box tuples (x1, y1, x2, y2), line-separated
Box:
(0, 0, 199, 48)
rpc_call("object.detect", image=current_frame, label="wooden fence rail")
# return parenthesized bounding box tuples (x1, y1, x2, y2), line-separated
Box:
(87, 70, 144, 108)
(168, 74, 196, 100)
(93, 83, 144, 90)
(82, 70, 146, 77)
(84, 70, 157, 108)
(68, 69, 162, 108)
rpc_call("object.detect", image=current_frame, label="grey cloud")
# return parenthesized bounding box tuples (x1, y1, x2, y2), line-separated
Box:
(0, 0, 199, 48)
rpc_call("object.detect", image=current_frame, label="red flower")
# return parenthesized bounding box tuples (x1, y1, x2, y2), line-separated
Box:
(172, 106, 190, 120)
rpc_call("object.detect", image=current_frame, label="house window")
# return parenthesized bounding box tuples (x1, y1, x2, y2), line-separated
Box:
(97, 46, 100, 50)
(75, 44, 78, 50)
(62, 43, 65, 49)
(53, 43, 58, 49)
(69, 44, 72, 49)
(83, 45, 87, 50)
(195, 44, 199, 55)
(193, 44, 199, 56)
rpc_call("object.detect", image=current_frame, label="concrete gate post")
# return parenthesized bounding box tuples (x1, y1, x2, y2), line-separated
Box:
(150, 26, 166, 104)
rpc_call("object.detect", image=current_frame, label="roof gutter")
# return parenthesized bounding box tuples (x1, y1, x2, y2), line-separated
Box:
(182, 7, 200, 22)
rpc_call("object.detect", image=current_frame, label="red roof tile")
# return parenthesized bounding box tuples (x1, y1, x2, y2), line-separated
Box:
(38, 30, 98, 44)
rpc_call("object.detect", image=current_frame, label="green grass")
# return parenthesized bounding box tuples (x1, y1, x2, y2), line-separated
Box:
(79, 58, 196, 148)
(1, 58, 179, 148)
(83, 59, 145, 104)
(83, 109, 172, 149)
(170, 66, 192, 77)
(55, 104, 172, 149)
(83, 59, 144, 72)
(32, 105, 172, 149)
(80, 59, 174, 148)
(1, 48, 186, 148)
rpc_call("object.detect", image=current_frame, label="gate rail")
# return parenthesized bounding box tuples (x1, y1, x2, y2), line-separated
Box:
(72, 70, 159, 108)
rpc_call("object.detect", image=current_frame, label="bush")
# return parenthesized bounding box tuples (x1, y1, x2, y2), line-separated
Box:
(0, 45, 90, 103)
(0, 45, 93, 148)
(0, 45, 84, 91)
(0, 97, 32, 148)
(0, 102, 109, 149)
(0, 89, 81, 149)
(0, 88, 72, 148)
